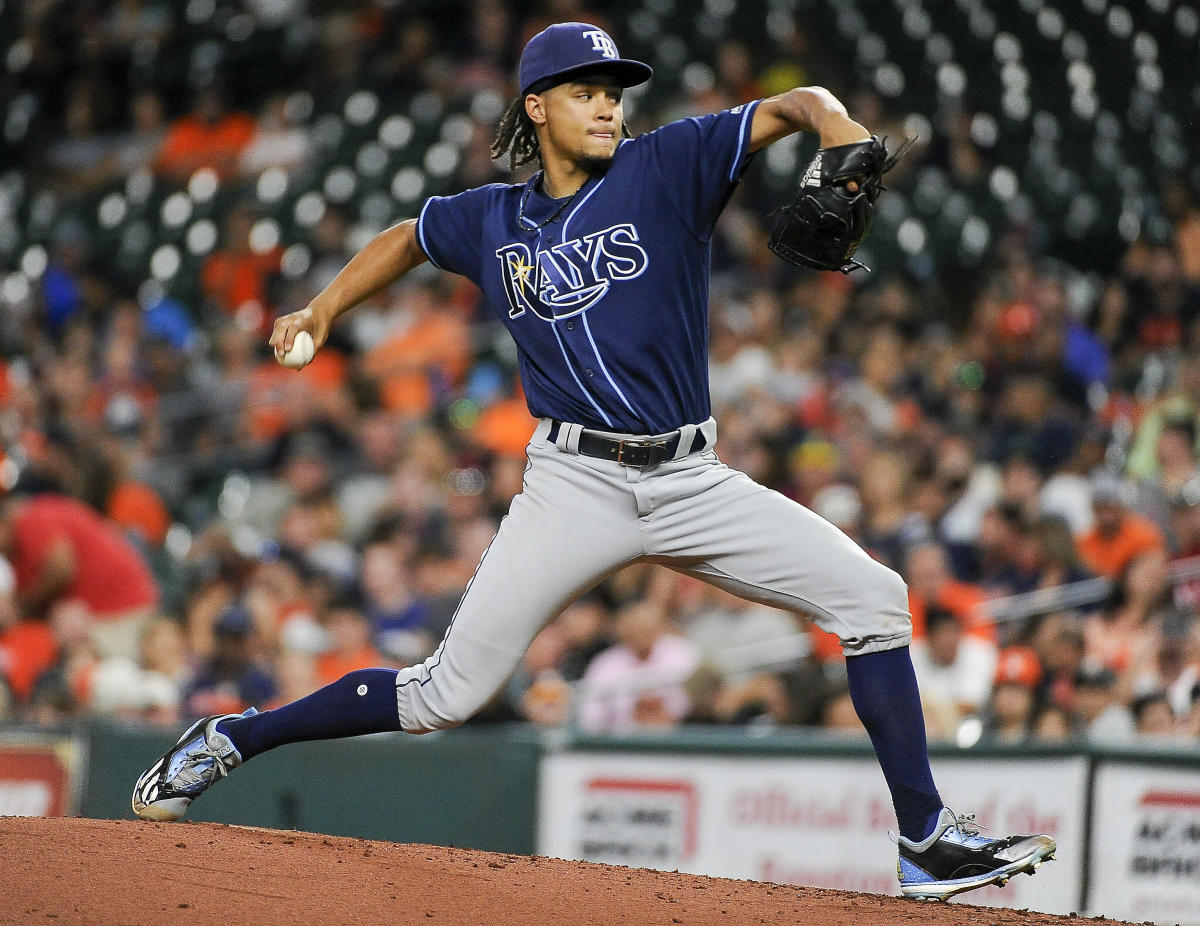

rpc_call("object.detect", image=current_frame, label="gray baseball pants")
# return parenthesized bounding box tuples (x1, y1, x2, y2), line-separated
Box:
(393, 418, 913, 733)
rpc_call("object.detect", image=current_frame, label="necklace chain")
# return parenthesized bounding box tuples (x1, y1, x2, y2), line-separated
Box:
(518, 173, 584, 231)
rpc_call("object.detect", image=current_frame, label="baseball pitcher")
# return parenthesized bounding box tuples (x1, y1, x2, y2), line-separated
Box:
(133, 22, 1054, 901)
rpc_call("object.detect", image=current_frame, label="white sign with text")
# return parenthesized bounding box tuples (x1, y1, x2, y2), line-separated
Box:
(1089, 764, 1200, 926)
(538, 752, 1086, 915)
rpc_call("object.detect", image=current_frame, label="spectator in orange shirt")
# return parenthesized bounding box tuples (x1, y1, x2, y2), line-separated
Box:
(243, 347, 350, 444)
(1076, 475, 1167, 579)
(471, 393, 538, 458)
(1083, 549, 1171, 678)
(364, 286, 470, 418)
(315, 598, 386, 686)
(0, 555, 57, 703)
(983, 646, 1043, 743)
(107, 481, 170, 549)
(201, 202, 283, 335)
(0, 613, 57, 703)
(154, 86, 255, 184)
(464, 368, 538, 459)
(905, 539, 995, 643)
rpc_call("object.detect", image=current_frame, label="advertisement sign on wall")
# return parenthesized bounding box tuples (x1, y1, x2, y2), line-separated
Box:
(1089, 764, 1200, 926)
(0, 736, 86, 817)
(538, 751, 1086, 915)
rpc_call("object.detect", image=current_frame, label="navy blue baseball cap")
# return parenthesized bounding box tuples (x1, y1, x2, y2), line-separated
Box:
(519, 22, 653, 97)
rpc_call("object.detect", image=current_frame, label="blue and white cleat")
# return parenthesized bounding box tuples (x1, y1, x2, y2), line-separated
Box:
(131, 708, 257, 821)
(897, 808, 1056, 901)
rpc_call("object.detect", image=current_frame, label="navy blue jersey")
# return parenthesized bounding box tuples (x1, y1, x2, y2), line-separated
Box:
(417, 101, 761, 433)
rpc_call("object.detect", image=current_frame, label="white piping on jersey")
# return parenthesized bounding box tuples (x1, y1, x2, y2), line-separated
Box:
(552, 322, 614, 427)
(560, 172, 605, 242)
(557, 164, 649, 424)
(416, 198, 444, 269)
(526, 177, 616, 427)
(729, 100, 758, 184)
(581, 313, 640, 420)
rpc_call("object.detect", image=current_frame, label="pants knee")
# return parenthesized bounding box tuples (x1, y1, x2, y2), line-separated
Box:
(840, 560, 912, 654)
(394, 627, 525, 733)
(395, 678, 489, 734)
(878, 561, 911, 617)
(862, 554, 908, 605)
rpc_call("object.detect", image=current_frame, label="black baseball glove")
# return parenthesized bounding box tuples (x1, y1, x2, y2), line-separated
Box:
(768, 134, 916, 274)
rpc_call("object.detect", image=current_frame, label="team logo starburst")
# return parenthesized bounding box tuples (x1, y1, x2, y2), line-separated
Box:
(512, 254, 535, 291)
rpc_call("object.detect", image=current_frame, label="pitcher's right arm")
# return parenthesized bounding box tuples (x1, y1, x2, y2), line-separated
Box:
(269, 218, 428, 355)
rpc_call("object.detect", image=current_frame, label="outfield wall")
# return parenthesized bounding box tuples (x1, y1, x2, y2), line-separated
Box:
(1, 723, 1197, 923)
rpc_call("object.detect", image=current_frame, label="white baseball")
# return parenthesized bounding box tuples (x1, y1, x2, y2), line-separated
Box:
(275, 330, 315, 369)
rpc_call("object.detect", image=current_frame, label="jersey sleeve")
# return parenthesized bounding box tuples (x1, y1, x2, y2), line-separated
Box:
(415, 186, 495, 281)
(637, 100, 762, 240)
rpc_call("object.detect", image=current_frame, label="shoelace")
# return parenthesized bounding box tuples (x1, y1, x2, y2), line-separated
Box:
(951, 812, 987, 839)
(172, 736, 233, 792)
(889, 810, 991, 846)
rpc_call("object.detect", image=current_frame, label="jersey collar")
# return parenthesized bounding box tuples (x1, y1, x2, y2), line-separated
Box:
(517, 170, 591, 232)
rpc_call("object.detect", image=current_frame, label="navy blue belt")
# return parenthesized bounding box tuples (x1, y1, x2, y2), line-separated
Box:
(548, 421, 708, 467)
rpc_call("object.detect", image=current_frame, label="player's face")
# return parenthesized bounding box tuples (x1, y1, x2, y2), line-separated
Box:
(537, 78, 624, 170)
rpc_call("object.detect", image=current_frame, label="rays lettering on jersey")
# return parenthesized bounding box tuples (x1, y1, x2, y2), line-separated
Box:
(495, 223, 649, 321)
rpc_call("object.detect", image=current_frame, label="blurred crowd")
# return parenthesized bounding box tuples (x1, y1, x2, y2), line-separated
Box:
(2, 0, 1200, 748)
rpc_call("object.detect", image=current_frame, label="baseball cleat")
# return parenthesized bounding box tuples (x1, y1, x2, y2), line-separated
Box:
(897, 808, 1056, 902)
(131, 708, 257, 821)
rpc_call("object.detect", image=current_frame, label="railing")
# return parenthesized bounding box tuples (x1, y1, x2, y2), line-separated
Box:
(570, 552, 1200, 728)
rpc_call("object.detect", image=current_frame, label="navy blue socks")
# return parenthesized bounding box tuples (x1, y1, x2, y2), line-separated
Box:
(213, 656, 942, 841)
(845, 646, 944, 842)
(217, 668, 404, 761)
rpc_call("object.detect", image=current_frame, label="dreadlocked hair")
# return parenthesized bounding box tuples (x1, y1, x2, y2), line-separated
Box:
(491, 96, 540, 171)
(490, 93, 635, 171)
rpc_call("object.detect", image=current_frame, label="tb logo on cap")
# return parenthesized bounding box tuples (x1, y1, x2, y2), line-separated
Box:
(583, 29, 617, 58)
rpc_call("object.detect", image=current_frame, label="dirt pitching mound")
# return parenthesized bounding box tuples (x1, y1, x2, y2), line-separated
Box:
(0, 817, 1128, 925)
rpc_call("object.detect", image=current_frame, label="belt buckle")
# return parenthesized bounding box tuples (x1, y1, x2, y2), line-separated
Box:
(616, 438, 666, 466)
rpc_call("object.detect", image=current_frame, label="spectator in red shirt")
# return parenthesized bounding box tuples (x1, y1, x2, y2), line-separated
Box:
(0, 494, 158, 661)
